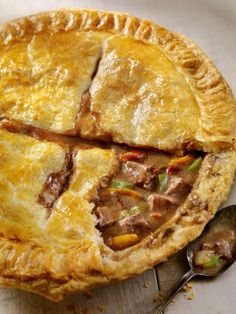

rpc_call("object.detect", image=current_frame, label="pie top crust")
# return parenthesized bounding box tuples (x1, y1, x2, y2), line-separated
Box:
(0, 9, 235, 152)
(0, 9, 235, 301)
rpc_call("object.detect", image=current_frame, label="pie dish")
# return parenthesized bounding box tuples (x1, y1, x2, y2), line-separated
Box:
(0, 9, 235, 301)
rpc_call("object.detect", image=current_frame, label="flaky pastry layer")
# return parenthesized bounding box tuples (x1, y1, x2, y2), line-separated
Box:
(0, 127, 235, 301)
(0, 9, 235, 301)
(0, 9, 235, 152)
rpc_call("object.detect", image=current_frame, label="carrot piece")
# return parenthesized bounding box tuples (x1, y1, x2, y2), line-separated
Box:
(169, 155, 194, 167)
(120, 151, 146, 161)
(150, 212, 162, 219)
(112, 233, 139, 249)
(102, 188, 143, 199)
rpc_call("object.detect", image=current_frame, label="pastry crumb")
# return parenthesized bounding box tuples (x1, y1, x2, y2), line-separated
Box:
(153, 291, 166, 302)
(184, 290, 195, 300)
(183, 283, 195, 300)
(97, 304, 105, 312)
(143, 281, 150, 288)
(183, 282, 193, 292)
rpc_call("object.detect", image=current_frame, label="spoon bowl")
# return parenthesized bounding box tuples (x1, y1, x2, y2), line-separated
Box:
(151, 204, 236, 313)
(187, 204, 236, 277)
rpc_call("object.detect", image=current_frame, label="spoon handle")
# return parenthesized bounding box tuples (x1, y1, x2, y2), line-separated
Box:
(152, 269, 196, 314)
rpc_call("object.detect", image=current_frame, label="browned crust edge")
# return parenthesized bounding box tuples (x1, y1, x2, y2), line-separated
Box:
(0, 149, 235, 301)
(0, 9, 235, 150)
(0, 9, 235, 301)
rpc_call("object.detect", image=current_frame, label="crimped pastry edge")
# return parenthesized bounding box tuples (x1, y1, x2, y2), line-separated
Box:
(0, 9, 235, 301)
(0, 9, 235, 151)
(0, 150, 235, 301)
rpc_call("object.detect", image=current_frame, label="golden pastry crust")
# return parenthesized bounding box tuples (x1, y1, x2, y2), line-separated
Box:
(0, 10, 235, 301)
(0, 9, 235, 152)
(0, 128, 117, 300)
(0, 126, 235, 301)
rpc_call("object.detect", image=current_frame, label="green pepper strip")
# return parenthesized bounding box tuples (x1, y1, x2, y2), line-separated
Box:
(130, 202, 149, 213)
(188, 157, 203, 171)
(203, 255, 220, 268)
(158, 173, 169, 193)
(111, 179, 133, 189)
(120, 202, 149, 219)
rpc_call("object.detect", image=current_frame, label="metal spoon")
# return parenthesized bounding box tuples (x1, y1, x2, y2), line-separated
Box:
(151, 204, 236, 314)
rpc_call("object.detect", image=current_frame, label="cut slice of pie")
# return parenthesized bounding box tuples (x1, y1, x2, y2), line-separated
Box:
(0, 9, 235, 301)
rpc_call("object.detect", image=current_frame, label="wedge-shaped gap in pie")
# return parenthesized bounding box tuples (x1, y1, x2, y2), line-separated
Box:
(91, 145, 205, 250)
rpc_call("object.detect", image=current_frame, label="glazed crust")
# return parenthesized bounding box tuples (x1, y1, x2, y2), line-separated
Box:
(0, 9, 235, 301)
(0, 9, 235, 152)
(0, 128, 235, 301)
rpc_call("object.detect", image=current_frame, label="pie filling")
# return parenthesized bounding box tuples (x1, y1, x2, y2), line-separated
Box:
(92, 147, 204, 250)
(37, 152, 74, 211)
(0, 119, 204, 252)
(193, 229, 235, 271)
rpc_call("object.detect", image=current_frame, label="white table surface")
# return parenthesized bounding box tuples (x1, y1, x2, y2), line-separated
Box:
(0, 1, 235, 313)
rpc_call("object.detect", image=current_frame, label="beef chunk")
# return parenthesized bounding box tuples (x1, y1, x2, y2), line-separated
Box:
(98, 193, 121, 207)
(119, 213, 151, 235)
(95, 194, 123, 227)
(203, 240, 232, 259)
(148, 194, 177, 213)
(95, 206, 121, 227)
(164, 176, 191, 203)
(202, 230, 235, 259)
(122, 161, 152, 187)
(117, 194, 138, 210)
